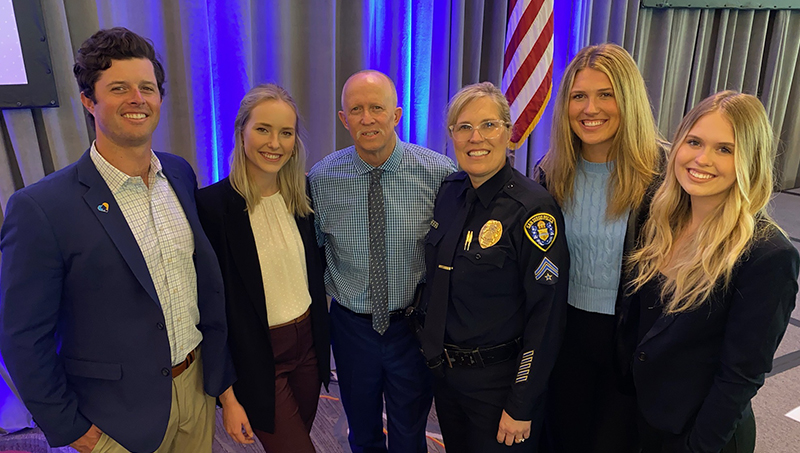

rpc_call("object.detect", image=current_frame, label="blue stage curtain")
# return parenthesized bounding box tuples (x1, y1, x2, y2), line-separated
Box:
(60, 0, 516, 185)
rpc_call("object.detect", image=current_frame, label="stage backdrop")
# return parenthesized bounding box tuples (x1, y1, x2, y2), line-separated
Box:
(2, 0, 800, 210)
(1, 0, 800, 431)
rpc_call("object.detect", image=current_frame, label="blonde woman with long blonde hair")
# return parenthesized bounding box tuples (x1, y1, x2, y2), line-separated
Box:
(537, 43, 664, 452)
(197, 84, 330, 452)
(619, 91, 799, 452)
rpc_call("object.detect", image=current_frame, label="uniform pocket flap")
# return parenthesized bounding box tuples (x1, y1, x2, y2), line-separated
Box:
(63, 357, 122, 381)
(462, 249, 507, 268)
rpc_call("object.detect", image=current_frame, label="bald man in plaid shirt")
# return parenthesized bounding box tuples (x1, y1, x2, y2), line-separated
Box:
(309, 70, 455, 453)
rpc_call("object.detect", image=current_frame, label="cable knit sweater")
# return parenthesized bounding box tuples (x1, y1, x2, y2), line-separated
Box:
(563, 158, 629, 315)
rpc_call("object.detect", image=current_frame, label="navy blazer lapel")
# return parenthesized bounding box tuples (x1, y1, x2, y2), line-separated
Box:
(223, 184, 271, 333)
(76, 151, 160, 306)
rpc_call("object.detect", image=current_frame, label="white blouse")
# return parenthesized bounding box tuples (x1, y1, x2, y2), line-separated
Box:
(248, 192, 312, 327)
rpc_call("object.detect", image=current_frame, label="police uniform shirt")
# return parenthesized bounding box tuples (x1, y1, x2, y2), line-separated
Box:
(425, 161, 570, 420)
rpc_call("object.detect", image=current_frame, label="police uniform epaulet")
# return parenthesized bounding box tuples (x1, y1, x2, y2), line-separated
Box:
(443, 170, 469, 183)
(503, 173, 552, 212)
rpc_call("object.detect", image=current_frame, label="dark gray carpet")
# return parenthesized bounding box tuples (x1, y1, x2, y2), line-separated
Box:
(0, 379, 446, 453)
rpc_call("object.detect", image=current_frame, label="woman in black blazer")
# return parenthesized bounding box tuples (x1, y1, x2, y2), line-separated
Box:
(620, 91, 800, 453)
(197, 84, 329, 453)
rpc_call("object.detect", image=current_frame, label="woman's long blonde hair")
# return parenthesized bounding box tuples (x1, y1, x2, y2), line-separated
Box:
(538, 43, 662, 218)
(229, 84, 312, 216)
(627, 91, 778, 313)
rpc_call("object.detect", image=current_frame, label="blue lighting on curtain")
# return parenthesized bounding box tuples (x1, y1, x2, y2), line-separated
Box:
(408, 0, 433, 147)
(361, 0, 434, 147)
(571, 0, 587, 59)
(204, 0, 251, 184)
(363, 0, 388, 70)
(402, 0, 412, 141)
(206, 31, 221, 183)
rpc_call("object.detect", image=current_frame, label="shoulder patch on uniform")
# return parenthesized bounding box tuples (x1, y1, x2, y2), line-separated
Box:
(524, 213, 557, 252)
(443, 170, 468, 182)
(535, 257, 559, 282)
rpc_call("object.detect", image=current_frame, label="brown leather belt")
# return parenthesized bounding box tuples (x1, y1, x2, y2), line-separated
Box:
(270, 307, 311, 330)
(172, 349, 196, 378)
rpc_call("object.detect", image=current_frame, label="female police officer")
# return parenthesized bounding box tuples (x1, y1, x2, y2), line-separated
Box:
(419, 82, 569, 452)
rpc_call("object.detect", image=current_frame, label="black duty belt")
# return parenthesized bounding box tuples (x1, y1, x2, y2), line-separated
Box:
(431, 338, 521, 368)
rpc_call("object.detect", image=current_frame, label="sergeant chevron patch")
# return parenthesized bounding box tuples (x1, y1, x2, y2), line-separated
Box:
(534, 257, 559, 282)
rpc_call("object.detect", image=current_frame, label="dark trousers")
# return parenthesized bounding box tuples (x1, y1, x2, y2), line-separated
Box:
(329, 301, 433, 453)
(638, 405, 756, 453)
(434, 359, 543, 453)
(545, 305, 638, 453)
(254, 313, 320, 453)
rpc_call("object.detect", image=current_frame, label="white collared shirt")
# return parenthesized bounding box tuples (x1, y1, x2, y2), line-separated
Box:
(90, 143, 201, 366)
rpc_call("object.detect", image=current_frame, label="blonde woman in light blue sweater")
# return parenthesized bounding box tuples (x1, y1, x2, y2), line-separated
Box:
(536, 43, 664, 453)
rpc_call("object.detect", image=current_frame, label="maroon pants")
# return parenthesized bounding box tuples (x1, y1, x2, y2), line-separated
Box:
(254, 313, 320, 453)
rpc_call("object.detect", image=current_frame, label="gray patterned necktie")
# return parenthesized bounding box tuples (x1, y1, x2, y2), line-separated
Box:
(368, 168, 389, 334)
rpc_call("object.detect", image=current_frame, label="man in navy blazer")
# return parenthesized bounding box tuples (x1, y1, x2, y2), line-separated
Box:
(0, 28, 235, 453)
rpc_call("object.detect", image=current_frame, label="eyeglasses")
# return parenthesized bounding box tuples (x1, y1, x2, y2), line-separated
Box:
(449, 120, 511, 142)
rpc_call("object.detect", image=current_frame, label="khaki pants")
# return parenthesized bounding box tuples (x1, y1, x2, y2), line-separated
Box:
(92, 350, 216, 453)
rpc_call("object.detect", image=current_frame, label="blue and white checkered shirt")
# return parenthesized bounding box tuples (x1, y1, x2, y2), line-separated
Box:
(308, 137, 456, 314)
(90, 143, 201, 366)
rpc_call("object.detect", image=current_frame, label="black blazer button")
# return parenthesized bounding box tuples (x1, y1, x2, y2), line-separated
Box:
(157, 322, 165, 330)
(162, 368, 170, 376)
(475, 253, 482, 259)
(638, 352, 647, 362)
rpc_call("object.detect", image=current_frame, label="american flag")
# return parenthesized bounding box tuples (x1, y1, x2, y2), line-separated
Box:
(502, 0, 554, 149)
